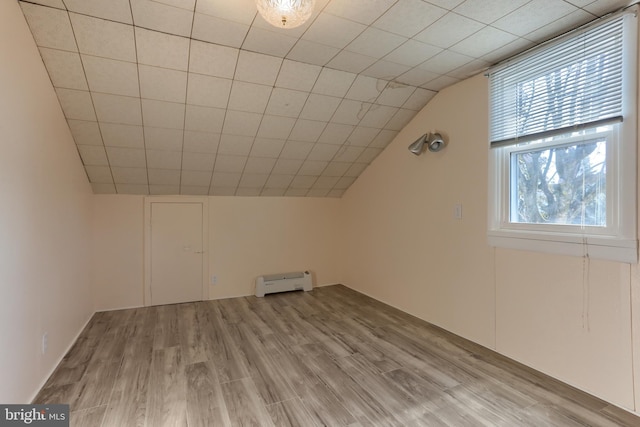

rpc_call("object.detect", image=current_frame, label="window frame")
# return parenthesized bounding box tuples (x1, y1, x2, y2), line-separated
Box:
(487, 9, 638, 263)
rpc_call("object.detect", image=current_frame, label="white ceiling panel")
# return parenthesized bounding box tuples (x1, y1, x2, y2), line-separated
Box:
(20, 0, 624, 197)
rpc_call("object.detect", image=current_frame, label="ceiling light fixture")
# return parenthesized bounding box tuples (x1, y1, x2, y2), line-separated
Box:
(255, 0, 316, 29)
(408, 133, 447, 155)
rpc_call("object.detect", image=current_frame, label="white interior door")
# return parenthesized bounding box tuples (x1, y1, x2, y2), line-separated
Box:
(150, 202, 204, 306)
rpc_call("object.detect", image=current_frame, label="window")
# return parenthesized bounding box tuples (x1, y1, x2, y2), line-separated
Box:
(487, 10, 638, 263)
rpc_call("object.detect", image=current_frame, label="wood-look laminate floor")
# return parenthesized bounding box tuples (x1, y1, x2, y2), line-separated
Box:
(34, 284, 639, 426)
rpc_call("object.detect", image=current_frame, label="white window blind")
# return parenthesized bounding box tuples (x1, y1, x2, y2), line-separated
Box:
(489, 15, 625, 148)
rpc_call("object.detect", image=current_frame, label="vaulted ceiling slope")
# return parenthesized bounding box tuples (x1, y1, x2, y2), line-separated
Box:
(20, 0, 630, 197)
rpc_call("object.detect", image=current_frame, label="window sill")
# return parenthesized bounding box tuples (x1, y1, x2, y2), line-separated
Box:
(487, 229, 638, 263)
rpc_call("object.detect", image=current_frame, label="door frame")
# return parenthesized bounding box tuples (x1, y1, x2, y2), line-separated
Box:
(143, 196, 209, 306)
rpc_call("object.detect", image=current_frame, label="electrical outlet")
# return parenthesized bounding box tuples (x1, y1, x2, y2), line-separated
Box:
(454, 203, 462, 220)
(42, 332, 48, 355)
(211, 275, 218, 285)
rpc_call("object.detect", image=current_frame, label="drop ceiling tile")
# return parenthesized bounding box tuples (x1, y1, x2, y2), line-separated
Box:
(419, 50, 474, 74)
(189, 40, 238, 78)
(275, 60, 322, 92)
(146, 149, 181, 169)
(345, 27, 407, 59)
(524, 9, 593, 42)
(210, 187, 237, 196)
(480, 37, 533, 64)
(257, 115, 297, 139)
(413, 12, 484, 48)
(228, 81, 272, 114)
(265, 174, 294, 187)
(82, 56, 139, 97)
(111, 166, 148, 184)
(184, 105, 225, 133)
(116, 184, 150, 194)
(327, 51, 378, 74)
(100, 123, 144, 148)
(135, 27, 190, 71)
(403, 88, 436, 111)
(21, 3, 77, 51)
(318, 123, 355, 145)
(271, 157, 304, 176)
(286, 40, 340, 66)
(396, 67, 439, 87)
(357, 147, 384, 163)
(213, 155, 247, 173)
(145, 127, 184, 151)
(56, 89, 96, 121)
(181, 170, 212, 186)
(236, 187, 263, 196)
(494, 1, 578, 37)
(77, 145, 108, 166)
(148, 168, 181, 185)
(239, 174, 269, 187)
(347, 126, 381, 146)
(344, 162, 368, 177)
(334, 176, 357, 189)
(333, 145, 365, 162)
(182, 152, 216, 171)
(68, 120, 102, 145)
(211, 172, 242, 187)
(183, 131, 220, 153)
(242, 27, 299, 57)
(222, 111, 263, 137)
(312, 176, 340, 188)
(196, 0, 256, 24)
(421, 75, 460, 91)
(383, 40, 442, 67)
(584, 0, 630, 16)
(376, 83, 416, 107)
(280, 141, 314, 160)
(331, 100, 371, 125)
(70, 13, 135, 62)
(345, 75, 387, 102)
(244, 157, 276, 174)
(300, 94, 342, 122)
(218, 134, 255, 156)
(326, 189, 345, 198)
(302, 13, 367, 49)
(285, 188, 309, 197)
(24, 0, 65, 9)
(186, 74, 231, 109)
(182, 186, 211, 195)
(322, 162, 351, 178)
(266, 88, 309, 118)
(373, 0, 447, 38)
(361, 60, 411, 80)
(299, 160, 328, 176)
(85, 165, 113, 183)
(142, 99, 185, 129)
(369, 129, 399, 148)
(307, 143, 341, 161)
(308, 188, 331, 197)
(261, 188, 287, 196)
(39, 48, 88, 90)
(106, 147, 147, 168)
(250, 138, 286, 158)
(192, 13, 250, 48)
(130, 0, 193, 37)
(150, 185, 180, 195)
(234, 51, 283, 86)
(447, 58, 490, 80)
(290, 175, 318, 189)
(139, 65, 187, 103)
(64, 0, 132, 24)
(360, 104, 399, 129)
(312, 68, 356, 97)
(385, 108, 416, 131)
(288, 120, 327, 142)
(324, 0, 397, 25)
(453, 0, 529, 24)
(450, 26, 518, 58)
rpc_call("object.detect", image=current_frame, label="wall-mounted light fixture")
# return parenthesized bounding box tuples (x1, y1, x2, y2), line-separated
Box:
(408, 132, 446, 155)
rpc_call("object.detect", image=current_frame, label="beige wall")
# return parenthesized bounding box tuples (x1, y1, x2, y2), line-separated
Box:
(92, 195, 342, 310)
(0, 1, 94, 403)
(340, 73, 639, 411)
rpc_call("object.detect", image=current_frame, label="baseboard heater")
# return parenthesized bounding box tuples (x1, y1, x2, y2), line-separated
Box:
(255, 271, 312, 297)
